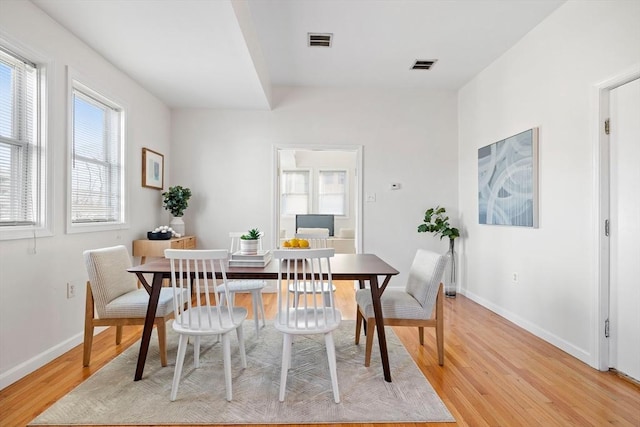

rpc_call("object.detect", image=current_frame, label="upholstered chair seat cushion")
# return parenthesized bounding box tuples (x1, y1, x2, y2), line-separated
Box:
(355, 289, 431, 320)
(216, 280, 266, 292)
(102, 287, 178, 318)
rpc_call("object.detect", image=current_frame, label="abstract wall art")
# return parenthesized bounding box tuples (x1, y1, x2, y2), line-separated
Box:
(478, 128, 539, 227)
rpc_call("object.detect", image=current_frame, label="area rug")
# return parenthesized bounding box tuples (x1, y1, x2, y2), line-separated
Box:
(30, 321, 454, 425)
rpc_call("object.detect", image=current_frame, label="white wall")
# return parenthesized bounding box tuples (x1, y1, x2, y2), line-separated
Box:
(0, 1, 171, 388)
(171, 86, 459, 284)
(458, 0, 640, 366)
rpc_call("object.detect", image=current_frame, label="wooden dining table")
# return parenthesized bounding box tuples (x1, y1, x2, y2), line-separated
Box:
(127, 253, 399, 382)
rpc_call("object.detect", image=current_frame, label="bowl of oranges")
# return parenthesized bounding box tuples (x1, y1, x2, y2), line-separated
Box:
(281, 238, 310, 249)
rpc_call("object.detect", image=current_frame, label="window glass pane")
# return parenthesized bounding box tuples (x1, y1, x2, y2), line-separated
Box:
(281, 170, 309, 215)
(319, 171, 346, 215)
(0, 47, 38, 228)
(73, 93, 106, 160)
(0, 61, 14, 139)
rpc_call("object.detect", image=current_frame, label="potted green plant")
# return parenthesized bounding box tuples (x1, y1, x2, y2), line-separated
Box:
(240, 228, 261, 255)
(418, 206, 460, 297)
(162, 186, 192, 236)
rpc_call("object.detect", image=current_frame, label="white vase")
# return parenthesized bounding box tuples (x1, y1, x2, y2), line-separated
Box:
(170, 216, 185, 236)
(240, 239, 259, 255)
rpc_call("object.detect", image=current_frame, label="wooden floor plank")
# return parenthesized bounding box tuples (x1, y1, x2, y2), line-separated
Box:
(1, 282, 638, 427)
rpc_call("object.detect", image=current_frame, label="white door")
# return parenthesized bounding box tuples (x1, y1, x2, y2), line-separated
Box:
(609, 78, 640, 381)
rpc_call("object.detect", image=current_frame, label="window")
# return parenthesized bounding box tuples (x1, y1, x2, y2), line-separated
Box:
(0, 45, 47, 238)
(318, 170, 347, 215)
(281, 170, 309, 215)
(69, 77, 125, 231)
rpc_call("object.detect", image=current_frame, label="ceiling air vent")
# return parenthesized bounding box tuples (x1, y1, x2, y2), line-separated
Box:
(411, 59, 437, 70)
(308, 33, 333, 47)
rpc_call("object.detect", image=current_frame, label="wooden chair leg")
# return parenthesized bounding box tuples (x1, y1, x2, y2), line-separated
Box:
(115, 325, 123, 345)
(418, 326, 425, 345)
(355, 308, 363, 344)
(436, 283, 444, 365)
(157, 318, 168, 367)
(364, 318, 375, 367)
(83, 282, 94, 367)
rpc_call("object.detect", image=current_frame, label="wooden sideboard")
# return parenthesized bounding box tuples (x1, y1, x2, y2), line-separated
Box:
(132, 235, 196, 264)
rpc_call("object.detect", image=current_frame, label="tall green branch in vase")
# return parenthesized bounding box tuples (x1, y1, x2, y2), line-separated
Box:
(417, 206, 459, 241)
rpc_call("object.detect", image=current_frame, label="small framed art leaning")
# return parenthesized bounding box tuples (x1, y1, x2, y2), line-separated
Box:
(142, 148, 164, 190)
(478, 128, 539, 228)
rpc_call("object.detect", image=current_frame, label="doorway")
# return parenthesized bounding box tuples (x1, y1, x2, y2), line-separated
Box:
(608, 77, 640, 381)
(596, 69, 640, 380)
(272, 145, 363, 253)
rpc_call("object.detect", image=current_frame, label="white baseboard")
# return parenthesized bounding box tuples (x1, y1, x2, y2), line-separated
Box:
(0, 332, 84, 390)
(461, 289, 593, 366)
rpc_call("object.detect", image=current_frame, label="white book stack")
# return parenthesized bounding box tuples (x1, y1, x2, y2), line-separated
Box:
(228, 250, 273, 267)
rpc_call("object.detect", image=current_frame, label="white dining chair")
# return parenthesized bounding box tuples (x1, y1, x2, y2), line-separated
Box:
(165, 248, 248, 402)
(274, 248, 341, 403)
(216, 232, 267, 335)
(289, 229, 336, 307)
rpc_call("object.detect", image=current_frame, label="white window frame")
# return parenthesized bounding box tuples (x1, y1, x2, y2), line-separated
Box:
(67, 67, 127, 234)
(317, 169, 348, 217)
(0, 38, 51, 241)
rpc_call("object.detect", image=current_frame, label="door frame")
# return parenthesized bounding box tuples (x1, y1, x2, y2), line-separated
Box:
(593, 66, 640, 371)
(271, 144, 364, 253)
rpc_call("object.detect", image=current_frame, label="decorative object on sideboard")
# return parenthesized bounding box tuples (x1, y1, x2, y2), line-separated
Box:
(147, 225, 180, 240)
(162, 186, 191, 236)
(418, 206, 460, 298)
(142, 148, 164, 190)
(240, 228, 262, 255)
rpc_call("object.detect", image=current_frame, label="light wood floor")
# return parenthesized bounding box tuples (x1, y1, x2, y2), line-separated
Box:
(1, 282, 638, 427)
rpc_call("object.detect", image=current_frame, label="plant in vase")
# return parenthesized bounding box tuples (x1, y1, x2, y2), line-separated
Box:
(417, 206, 460, 297)
(162, 186, 192, 236)
(240, 228, 262, 255)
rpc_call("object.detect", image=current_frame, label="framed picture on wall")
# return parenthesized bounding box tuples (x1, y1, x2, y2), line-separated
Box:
(478, 128, 539, 227)
(142, 148, 164, 190)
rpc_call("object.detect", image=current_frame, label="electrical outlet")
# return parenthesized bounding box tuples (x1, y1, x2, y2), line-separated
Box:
(512, 273, 519, 283)
(67, 282, 76, 299)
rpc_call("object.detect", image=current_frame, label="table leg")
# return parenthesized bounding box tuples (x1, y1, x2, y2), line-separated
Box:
(358, 279, 367, 333)
(369, 275, 392, 382)
(134, 272, 163, 381)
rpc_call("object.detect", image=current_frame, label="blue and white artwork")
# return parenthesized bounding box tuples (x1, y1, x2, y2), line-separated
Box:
(478, 128, 538, 227)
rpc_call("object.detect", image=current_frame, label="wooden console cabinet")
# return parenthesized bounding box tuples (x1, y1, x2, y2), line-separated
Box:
(132, 235, 196, 264)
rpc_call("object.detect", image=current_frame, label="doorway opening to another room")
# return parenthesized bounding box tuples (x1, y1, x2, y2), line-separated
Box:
(272, 146, 363, 254)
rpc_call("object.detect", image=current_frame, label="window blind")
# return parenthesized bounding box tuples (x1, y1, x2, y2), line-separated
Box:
(281, 170, 309, 215)
(318, 170, 346, 215)
(71, 88, 122, 224)
(0, 47, 38, 226)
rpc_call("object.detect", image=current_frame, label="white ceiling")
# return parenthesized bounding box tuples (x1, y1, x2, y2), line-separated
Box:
(31, 0, 565, 110)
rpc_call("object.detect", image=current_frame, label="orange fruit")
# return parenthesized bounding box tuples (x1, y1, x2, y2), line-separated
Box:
(282, 240, 291, 248)
(298, 239, 309, 248)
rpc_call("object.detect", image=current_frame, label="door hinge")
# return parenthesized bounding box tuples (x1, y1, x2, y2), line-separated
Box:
(605, 219, 610, 236)
(605, 119, 610, 135)
(605, 318, 610, 338)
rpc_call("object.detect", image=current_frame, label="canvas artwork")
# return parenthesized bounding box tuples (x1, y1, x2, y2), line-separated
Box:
(478, 128, 539, 227)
